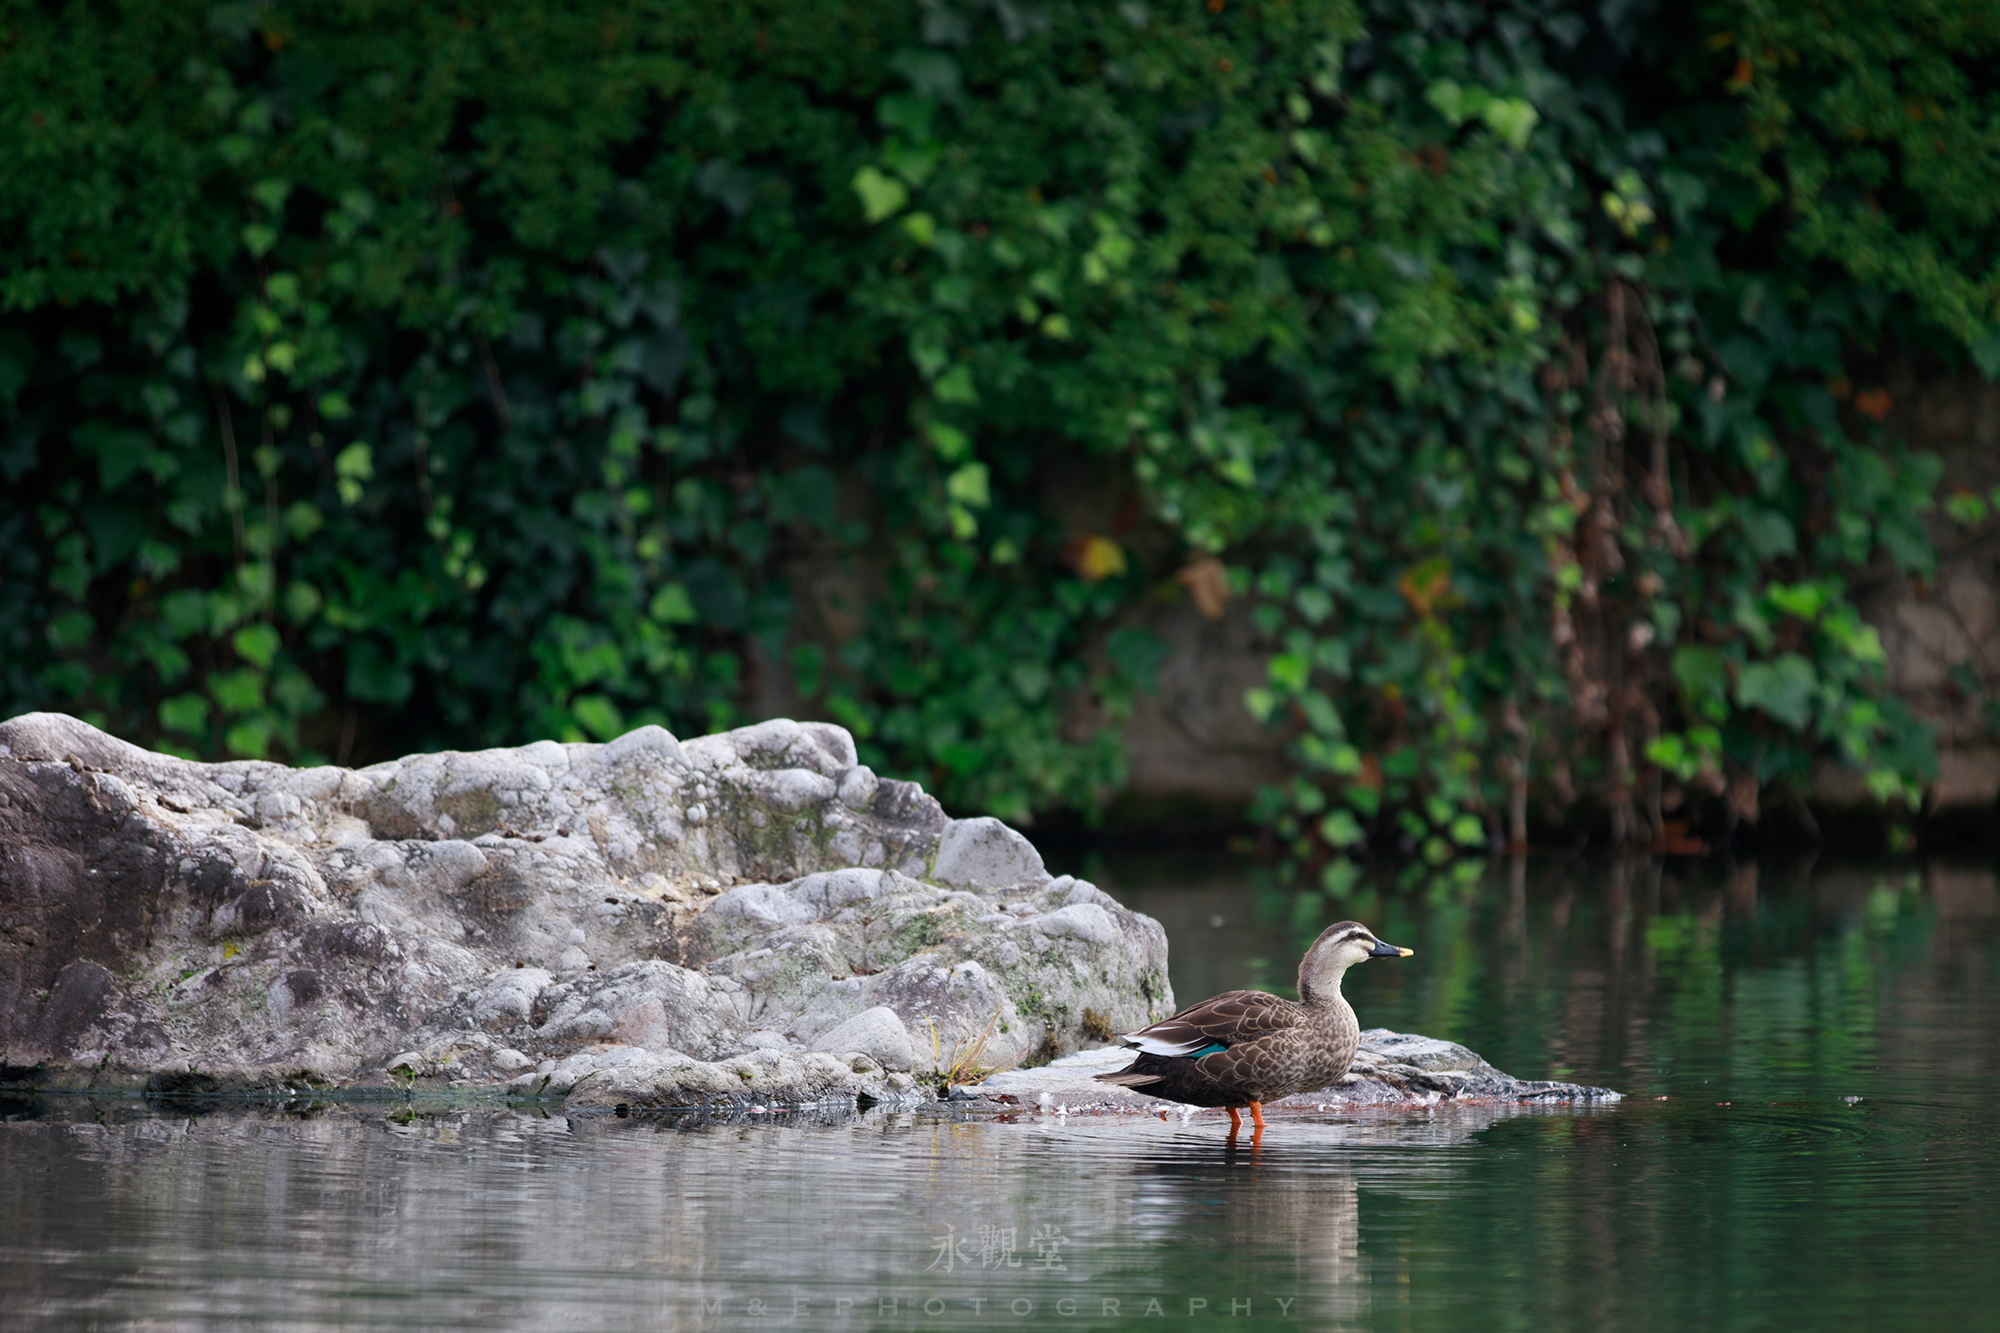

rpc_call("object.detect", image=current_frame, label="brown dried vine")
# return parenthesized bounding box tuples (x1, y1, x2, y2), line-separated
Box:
(1538, 280, 1689, 846)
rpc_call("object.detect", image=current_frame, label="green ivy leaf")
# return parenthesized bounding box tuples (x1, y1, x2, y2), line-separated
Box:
(933, 364, 978, 404)
(283, 581, 322, 624)
(1943, 490, 1990, 526)
(1765, 580, 1831, 621)
(1268, 653, 1310, 693)
(926, 422, 972, 462)
(572, 693, 625, 741)
(1480, 97, 1540, 149)
(883, 142, 940, 188)
(1425, 79, 1478, 126)
(945, 462, 990, 508)
(209, 667, 266, 715)
(1739, 508, 1797, 558)
(1736, 654, 1818, 730)
(1671, 645, 1731, 714)
(231, 623, 280, 669)
(46, 608, 93, 651)
(1319, 809, 1366, 847)
(159, 693, 210, 735)
(225, 717, 272, 759)
(850, 165, 909, 223)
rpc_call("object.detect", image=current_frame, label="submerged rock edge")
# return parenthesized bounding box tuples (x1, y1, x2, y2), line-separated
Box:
(967, 1033, 1622, 1110)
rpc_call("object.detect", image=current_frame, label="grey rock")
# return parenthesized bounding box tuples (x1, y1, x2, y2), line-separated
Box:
(836, 766, 880, 810)
(811, 1006, 920, 1072)
(1334, 1029, 1621, 1105)
(492, 1047, 533, 1074)
(1057, 877, 1120, 910)
(701, 868, 1171, 1068)
(561, 1048, 929, 1112)
(474, 967, 553, 1031)
(702, 882, 817, 953)
(0, 711, 1167, 1109)
(601, 725, 685, 768)
(931, 816, 1044, 889)
(0, 711, 1594, 1117)
(762, 768, 838, 811)
(1030, 903, 1120, 946)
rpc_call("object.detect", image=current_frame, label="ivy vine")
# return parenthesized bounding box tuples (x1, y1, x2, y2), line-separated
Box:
(1, 0, 1994, 860)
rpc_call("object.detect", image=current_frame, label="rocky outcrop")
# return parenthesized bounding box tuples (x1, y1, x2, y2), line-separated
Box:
(963, 1032, 1621, 1110)
(0, 710, 1623, 1116)
(0, 713, 1172, 1106)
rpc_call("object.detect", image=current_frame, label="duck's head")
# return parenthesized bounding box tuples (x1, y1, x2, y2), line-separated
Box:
(1298, 920, 1412, 1002)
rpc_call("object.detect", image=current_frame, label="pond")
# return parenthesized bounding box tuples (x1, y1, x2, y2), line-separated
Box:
(3, 854, 1995, 1331)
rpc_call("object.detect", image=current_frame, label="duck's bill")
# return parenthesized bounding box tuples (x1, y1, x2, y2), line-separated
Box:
(1369, 940, 1414, 958)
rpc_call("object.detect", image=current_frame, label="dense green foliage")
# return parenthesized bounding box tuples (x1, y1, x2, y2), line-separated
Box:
(2, 1, 1995, 859)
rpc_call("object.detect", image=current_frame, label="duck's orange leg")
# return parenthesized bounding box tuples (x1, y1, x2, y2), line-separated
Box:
(1248, 1101, 1267, 1132)
(1226, 1106, 1243, 1134)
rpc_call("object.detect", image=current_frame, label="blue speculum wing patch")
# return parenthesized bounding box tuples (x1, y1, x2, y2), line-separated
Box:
(1190, 1043, 1229, 1058)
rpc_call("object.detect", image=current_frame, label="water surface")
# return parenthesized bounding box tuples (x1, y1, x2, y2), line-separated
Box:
(3, 855, 1995, 1330)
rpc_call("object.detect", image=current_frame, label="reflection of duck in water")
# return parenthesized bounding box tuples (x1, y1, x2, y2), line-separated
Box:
(1095, 921, 1412, 1135)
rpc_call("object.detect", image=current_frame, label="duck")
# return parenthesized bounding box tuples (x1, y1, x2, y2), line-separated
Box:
(1094, 920, 1412, 1134)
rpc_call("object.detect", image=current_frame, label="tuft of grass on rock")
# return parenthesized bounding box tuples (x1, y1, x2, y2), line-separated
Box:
(929, 1009, 1022, 1099)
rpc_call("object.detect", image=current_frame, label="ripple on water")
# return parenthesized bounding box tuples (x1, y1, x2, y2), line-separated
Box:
(3, 856, 1998, 1331)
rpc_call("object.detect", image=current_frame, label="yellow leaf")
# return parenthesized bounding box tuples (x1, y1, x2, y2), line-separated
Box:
(1069, 535, 1127, 581)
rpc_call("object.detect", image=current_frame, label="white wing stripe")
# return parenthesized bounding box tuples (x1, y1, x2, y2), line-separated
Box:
(1125, 1033, 1210, 1057)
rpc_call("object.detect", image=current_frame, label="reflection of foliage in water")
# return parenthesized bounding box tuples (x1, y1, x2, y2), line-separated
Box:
(1158, 856, 1958, 1101)
(9, 852, 1997, 1330)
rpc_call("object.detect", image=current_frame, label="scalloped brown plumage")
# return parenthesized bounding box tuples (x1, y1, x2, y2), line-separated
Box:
(1094, 919, 1412, 1132)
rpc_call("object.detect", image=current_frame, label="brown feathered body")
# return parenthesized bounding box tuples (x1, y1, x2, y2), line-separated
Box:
(1094, 989, 1360, 1108)
(1094, 920, 1408, 1110)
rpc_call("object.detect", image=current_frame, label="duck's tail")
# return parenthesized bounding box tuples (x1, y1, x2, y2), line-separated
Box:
(1093, 1068, 1162, 1088)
